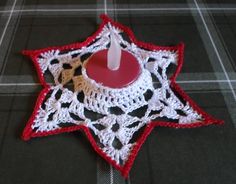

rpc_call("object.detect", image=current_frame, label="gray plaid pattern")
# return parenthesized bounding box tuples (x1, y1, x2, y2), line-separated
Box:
(0, 0, 235, 184)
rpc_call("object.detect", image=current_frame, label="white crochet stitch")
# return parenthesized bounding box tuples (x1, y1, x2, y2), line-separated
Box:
(31, 23, 203, 166)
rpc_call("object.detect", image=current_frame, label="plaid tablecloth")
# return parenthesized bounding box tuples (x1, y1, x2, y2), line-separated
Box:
(0, 0, 235, 184)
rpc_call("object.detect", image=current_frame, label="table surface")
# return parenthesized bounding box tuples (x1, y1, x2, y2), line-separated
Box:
(0, 0, 235, 184)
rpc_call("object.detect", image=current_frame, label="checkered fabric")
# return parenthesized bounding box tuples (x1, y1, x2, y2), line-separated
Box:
(0, 0, 235, 184)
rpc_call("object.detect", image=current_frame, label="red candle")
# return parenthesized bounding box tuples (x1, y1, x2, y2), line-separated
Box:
(86, 49, 140, 88)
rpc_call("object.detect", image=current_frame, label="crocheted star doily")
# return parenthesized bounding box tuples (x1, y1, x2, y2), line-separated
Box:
(22, 14, 223, 177)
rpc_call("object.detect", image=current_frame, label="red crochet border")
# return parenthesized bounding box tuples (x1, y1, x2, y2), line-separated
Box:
(21, 14, 223, 178)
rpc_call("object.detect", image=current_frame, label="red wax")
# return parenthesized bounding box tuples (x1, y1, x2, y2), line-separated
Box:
(86, 49, 140, 88)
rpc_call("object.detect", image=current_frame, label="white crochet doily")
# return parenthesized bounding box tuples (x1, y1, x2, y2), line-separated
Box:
(22, 15, 222, 176)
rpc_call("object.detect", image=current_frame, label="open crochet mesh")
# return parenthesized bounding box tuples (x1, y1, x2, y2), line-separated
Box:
(22, 15, 223, 177)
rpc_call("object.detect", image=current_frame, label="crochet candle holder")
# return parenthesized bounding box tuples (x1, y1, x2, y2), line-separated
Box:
(22, 14, 223, 177)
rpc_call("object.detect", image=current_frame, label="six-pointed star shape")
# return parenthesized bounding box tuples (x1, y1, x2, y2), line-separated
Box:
(22, 14, 223, 177)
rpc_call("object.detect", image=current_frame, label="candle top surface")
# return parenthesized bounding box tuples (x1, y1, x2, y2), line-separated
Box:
(86, 49, 140, 88)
